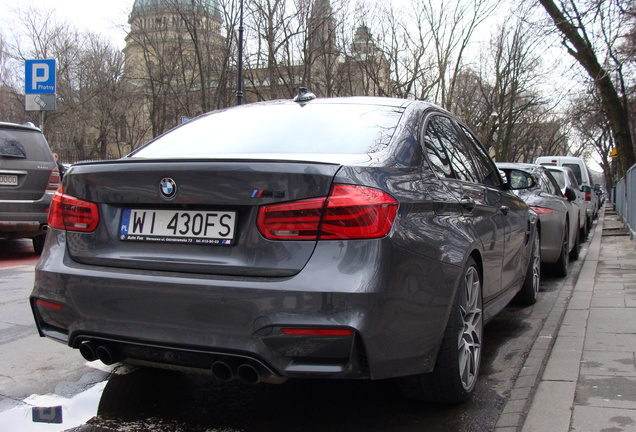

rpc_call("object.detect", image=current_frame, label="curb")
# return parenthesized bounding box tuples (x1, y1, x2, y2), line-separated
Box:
(493, 212, 604, 432)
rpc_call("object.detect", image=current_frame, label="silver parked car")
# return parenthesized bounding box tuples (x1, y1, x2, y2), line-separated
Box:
(497, 163, 581, 277)
(31, 94, 539, 403)
(544, 165, 589, 241)
(0, 122, 61, 253)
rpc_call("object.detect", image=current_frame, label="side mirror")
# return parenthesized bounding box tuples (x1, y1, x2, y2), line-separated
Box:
(564, 187, 577, 202)
(504, 169, 536, 190)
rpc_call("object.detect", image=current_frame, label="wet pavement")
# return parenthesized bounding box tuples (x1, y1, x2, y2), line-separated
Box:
(496, 208, 636, 432)
(0, 217, 602, 432)
(0, 239, 39, 268)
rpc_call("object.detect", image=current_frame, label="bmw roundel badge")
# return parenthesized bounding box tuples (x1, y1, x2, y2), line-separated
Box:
(160, 177, 177, 199)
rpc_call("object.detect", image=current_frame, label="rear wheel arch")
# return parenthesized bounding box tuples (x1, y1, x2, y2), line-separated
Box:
(399, 255, 483, 403)
(469, 250, 484, 286)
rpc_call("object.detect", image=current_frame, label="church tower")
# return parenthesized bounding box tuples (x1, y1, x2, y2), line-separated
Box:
(306, 0, 339, 97)
(123, 0, 224, 136)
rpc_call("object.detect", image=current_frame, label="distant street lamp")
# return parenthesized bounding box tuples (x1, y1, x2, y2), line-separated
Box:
(236, 0, 244, 105)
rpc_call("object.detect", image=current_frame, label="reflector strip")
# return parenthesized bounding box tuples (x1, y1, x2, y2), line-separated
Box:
(36, 299, 63, 310)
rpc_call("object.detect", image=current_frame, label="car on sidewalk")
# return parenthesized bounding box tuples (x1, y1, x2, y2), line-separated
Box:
(0, 122, 61, 254)
(31, 93, 540, 404)
(497, 162, 581, 277)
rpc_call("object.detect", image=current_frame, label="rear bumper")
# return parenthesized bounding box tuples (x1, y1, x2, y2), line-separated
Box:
(31, 229, 460, 381)
(0, 220, 47, 238)
(0, 197, 50, 238)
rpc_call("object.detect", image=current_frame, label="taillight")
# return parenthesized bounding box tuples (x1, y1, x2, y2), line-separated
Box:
(257, 184, 398, 240)
(530, 206, 554, 215)
(46, 167, 61, 192)
(585, 190, 592, 201)
(48, 186, 100, 232)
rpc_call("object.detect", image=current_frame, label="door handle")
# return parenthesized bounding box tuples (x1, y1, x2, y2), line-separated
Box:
(460, 197, 476, 212)
(500, 205, 510, 215)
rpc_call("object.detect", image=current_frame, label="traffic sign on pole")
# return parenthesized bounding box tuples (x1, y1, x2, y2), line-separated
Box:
(25, 59, 56, 94)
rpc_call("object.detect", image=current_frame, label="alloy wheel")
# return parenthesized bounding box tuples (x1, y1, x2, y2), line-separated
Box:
(458, 266, 482, 391)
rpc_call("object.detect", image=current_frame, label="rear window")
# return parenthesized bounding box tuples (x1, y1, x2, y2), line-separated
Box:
(562, 163, 582, 184)
(131, 103, 404, 159)
(0, 129, 52, 161)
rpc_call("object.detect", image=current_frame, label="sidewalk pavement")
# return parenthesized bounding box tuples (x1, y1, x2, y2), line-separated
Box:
(494, 208, 636, 432)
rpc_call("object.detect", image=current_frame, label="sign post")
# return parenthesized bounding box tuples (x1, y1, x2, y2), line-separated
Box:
(25, 59, 57, 132)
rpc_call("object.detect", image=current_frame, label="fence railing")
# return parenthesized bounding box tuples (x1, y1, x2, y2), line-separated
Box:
(612, 163, 636, 237)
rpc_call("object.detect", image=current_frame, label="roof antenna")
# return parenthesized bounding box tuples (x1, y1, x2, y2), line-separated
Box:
(293, 87, 316, 103)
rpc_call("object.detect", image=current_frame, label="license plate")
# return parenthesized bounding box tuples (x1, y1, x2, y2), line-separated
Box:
(119, 209, 236, 245)
(0, 174, 18, 186)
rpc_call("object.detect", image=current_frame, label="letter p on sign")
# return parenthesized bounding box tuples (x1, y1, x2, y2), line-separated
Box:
(32, 63, 49, 89)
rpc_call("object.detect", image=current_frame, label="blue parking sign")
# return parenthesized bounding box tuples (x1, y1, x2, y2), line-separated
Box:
(32, 406, 63, 423)
(25, 59, 56, 94)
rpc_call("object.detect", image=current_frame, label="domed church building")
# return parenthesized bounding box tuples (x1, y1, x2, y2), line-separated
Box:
(122, 0, 390, 140)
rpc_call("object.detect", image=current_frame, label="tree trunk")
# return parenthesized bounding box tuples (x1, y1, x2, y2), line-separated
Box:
(537, 0, 635, 177)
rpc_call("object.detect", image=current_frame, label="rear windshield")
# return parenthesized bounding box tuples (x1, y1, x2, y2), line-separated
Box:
(0, 129, 52, 161)
(131, 103, 404, 159)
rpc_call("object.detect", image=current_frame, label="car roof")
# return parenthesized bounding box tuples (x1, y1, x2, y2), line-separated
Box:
(0, 121, 42, 132)
(544, 165, 574, 174)
(496, 162, 546, 172)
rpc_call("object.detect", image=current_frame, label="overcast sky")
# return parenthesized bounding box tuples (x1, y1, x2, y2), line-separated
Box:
(1, 0, 134, 49)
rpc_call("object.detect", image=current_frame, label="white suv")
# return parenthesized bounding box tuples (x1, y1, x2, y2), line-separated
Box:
(536, 156, 597, 233)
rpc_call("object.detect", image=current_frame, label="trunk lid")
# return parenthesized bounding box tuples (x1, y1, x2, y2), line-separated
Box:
(63, 160, 340, 277)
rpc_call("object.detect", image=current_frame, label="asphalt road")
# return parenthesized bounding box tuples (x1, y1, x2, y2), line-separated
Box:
(0, 236, 591, 432)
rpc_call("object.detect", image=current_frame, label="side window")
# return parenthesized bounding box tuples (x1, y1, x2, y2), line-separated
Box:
(458, 124, 502, 187)
(543, 171, 562, 196)
(422, 116, 479, 182)
(563, 163, 583, 185)
(567, 171, 580, 189)
(537, 173, 550, 193)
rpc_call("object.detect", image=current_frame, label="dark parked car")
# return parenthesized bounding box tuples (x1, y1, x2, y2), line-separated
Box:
(0, 122, 61, 253)
(497, 162, 581, 277)
(31, 94, 539, 403)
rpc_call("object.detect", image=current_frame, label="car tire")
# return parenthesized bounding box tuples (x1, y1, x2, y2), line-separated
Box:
(514, 230, 540, 305)
(579, 217, 587, 241)
(399, 257, 482, 403)
(32, 234, 46, 255)
(551, 222, 568, 278)
(569, 222, 581, 261)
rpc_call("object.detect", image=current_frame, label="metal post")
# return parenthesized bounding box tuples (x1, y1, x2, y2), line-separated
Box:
(236, 0, 244, 105)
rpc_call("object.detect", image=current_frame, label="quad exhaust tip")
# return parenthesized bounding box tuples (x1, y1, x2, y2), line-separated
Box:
(78, 342, 122, 365)
(211, 360, 287, 385)
(78, 341, 287, 384)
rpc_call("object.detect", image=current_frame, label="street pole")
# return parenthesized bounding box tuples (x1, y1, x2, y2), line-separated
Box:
(236, 0, 244, 105)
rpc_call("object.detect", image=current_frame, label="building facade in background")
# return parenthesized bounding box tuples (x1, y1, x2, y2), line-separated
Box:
(122, 0, 390, 144)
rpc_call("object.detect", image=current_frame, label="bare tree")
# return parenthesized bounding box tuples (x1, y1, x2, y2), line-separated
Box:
(479, 12, 558, 162)
(449, 11, 568, 163)
(536, 0, 635, 177)
(417, 0, 500, 109)
(368, 2, 432, 98)
(569, 89, 616, 186)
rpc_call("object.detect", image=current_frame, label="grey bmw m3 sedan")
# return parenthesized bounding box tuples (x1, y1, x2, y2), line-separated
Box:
(31, 94, 539, 403)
